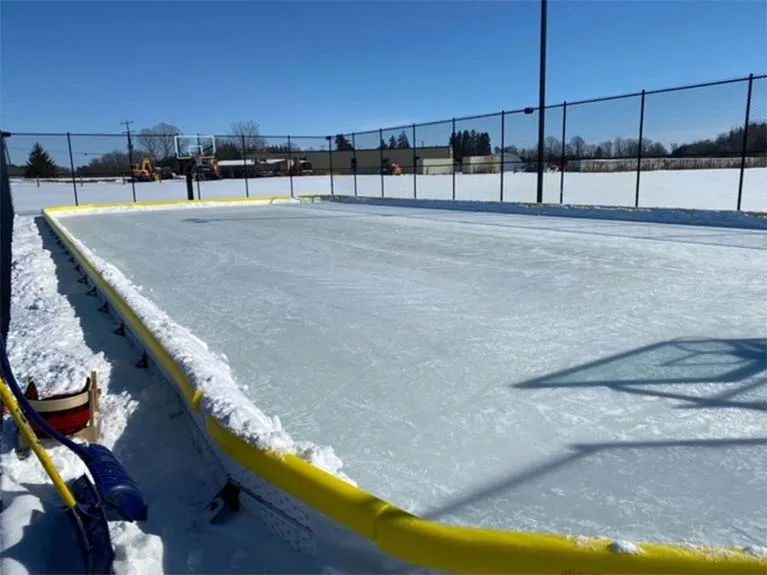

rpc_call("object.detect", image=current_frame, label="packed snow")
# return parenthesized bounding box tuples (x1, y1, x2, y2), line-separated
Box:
(0, 216, 329, 574)
(50, 200, 767, 550)
(10, 166, 767, 216)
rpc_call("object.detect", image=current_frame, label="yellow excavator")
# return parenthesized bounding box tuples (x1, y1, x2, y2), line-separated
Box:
(130, 158, 175, 182)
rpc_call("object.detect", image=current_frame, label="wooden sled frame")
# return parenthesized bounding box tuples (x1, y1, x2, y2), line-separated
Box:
(16, 371, 101, 456)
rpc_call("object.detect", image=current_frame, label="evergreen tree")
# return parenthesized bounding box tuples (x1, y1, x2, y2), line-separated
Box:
(387, 135, 397, 149)
(335, 134, 354, 151)
(396, 131, 410, 149)
(25, 143, 58, 178)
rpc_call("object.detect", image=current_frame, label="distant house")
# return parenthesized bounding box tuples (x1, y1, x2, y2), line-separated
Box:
(217, 159, 255, 179)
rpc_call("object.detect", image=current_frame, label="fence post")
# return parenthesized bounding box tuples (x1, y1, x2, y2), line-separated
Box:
(287, 135, 294, 198)
(326, 136, 334, 196)
(241, 134, 249, 198)
(351, 133, 358, 197)
(451, 117, 456, 201)
(66, 132, 79, 207)
(500, 111, 505, 202)
(412, 123, 417, 199)
(559, 101, 567, 204)
(379, 128, 385, 198)
(635, 89, 646, 208)
(737, 73, 754, 211)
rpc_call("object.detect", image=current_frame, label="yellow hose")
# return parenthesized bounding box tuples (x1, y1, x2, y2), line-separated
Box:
(0, 377, 78, 509)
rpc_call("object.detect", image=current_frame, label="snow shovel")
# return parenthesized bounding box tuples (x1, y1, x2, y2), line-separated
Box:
(0, 375, 114, 573)
(0, 333, 148, 524)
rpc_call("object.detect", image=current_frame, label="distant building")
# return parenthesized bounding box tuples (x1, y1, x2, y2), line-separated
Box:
(248, 146, 452, 175)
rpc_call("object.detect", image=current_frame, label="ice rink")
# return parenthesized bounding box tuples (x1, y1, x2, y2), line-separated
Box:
(55, 201, 767, 548)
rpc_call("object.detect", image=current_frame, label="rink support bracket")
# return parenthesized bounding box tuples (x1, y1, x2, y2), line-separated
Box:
(135, 353, 148, 369)
(203, 479, 241, 524)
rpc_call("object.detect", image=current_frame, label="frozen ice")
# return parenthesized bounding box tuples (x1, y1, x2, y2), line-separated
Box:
(53, 200, 767, 549)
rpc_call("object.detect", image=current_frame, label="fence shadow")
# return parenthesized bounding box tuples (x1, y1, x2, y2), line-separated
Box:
(420, 337, 767, 543)
(514, 338, 767, 412)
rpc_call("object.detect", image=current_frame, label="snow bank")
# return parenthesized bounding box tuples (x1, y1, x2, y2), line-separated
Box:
(45, 208, 354, 485)
(320, 195, 767, 230)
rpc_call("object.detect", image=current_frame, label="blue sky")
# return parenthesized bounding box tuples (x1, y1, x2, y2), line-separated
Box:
(1, 0, 765, 163)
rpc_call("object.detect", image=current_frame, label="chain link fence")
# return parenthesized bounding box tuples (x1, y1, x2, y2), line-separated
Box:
(5, 73, 765, 213)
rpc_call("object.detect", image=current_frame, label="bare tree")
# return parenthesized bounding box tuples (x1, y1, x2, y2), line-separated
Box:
(230, 120, 266, 151)
(137, 123, 181, 161)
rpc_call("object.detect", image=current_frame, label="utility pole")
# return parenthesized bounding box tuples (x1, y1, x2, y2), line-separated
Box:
(121, 121, 137, 202)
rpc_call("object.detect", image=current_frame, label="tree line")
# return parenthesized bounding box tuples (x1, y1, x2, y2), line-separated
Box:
(16, 120, 767, 178)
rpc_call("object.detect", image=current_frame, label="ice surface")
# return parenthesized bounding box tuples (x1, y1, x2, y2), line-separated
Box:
(55, 201, 767, 549)
(10, 166, 767, 215)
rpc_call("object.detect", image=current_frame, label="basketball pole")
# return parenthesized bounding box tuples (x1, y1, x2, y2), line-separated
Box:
(536, 0, 548, 204)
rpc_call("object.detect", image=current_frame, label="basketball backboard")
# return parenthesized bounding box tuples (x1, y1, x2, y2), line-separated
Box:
(175, 135, 216, 159)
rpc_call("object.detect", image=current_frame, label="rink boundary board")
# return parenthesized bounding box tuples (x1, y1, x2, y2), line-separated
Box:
(42, 198, 767, 575)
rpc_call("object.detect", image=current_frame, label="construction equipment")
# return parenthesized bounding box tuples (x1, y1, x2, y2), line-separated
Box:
(130, 158, 176, 182)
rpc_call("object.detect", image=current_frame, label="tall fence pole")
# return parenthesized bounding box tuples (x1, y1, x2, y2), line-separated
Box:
(500, 111, 505, 202)
(412, 123, 417, 199)
(287, 135, 294, 198)
(559, 101, 567, 204)
(379, 128, 385, 198)
(327, 136, 334, 196)
(634, 90, 646, 208)
(241, 134, 249, 198)
(66, 132, 79, 206)
(122, 121, 137, 203)
(536, 0, 548, 204)
(352, 133, 358, 197)
(737, 73, 754, 211)
(451, 117, 456, 201)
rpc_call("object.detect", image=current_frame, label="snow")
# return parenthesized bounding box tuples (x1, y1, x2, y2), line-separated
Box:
(49, 200, 767, 551)
(1, 216, 328, 574)
(10, 166, 767, 216)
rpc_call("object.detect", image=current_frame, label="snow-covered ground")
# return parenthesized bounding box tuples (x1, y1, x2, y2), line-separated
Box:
(0, 216, 329, 574)
(50, 201, 767, 550)
(10, 167, 767, 215)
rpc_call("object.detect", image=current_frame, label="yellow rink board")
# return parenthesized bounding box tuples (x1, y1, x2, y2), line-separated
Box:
(42, 198, 767, 574)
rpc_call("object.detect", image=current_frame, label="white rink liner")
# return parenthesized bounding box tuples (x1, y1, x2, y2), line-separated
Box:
(53, 200, 767, 551)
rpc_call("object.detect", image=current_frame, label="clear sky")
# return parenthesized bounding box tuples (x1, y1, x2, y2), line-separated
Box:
(1, 0, 765, 158)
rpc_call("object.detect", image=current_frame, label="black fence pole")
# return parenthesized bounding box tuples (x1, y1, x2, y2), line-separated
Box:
(287, 135, 294, 198)
(125, 125, 137, 203)
(326, 136, 334, 196)
(500, 111, 505, 202)
(559, 101, 566, 204)
(352, 133, 358, 197)
(536, 0, 548, 204)
(241, 134, 249, 198)
(451, 117, 456, 201)
(737, 73, 754, 211)
(412, 123, 417, 199)
(379, 128, 385, 198)
(66, 132, 79, 206)
(635, 89, 646, 208)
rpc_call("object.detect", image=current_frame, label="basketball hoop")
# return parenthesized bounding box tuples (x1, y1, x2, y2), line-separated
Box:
(192, 153, 202, 166)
